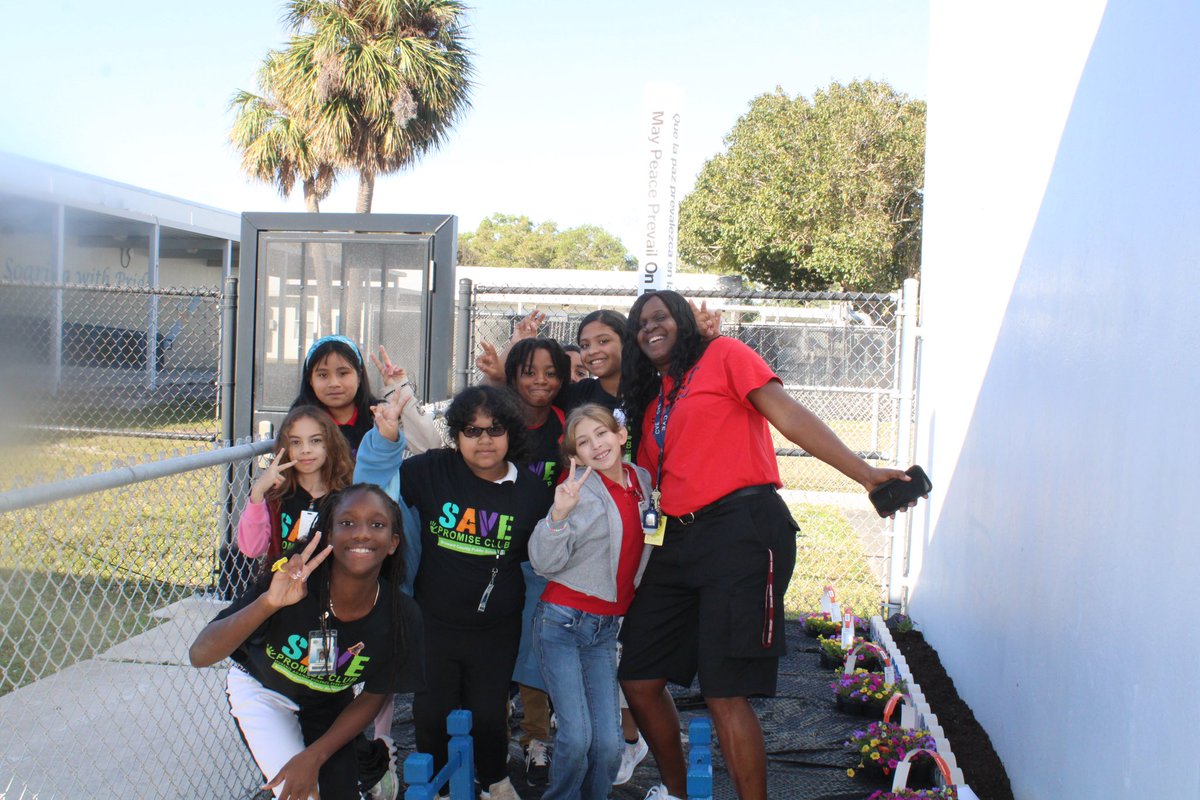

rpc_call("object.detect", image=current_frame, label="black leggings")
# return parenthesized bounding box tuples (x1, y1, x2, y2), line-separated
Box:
(413, 613, 522, 786)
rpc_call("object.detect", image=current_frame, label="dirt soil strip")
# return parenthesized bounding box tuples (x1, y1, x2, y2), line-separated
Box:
(891, 629, 1014, 800)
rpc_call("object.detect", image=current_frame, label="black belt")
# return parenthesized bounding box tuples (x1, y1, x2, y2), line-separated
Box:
(671, 484, 776, 526)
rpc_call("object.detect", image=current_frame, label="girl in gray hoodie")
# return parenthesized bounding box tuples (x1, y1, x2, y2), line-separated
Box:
(528, 404, 653, 800)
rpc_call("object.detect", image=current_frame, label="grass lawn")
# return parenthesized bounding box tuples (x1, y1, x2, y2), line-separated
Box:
(0, 464, 229, 696)
(785, 502, 885, 621)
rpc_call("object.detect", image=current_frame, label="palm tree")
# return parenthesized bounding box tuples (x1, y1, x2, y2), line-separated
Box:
(275, 0, 475, 212)
(229, 51, 336, 212)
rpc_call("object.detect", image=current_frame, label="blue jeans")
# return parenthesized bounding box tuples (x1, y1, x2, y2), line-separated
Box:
(533, 601, 622, 800)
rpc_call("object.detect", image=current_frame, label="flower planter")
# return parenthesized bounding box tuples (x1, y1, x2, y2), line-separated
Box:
(845, 721, 941, 789)
(835, 694, 890, 718)
(803, 611, 868, 639)
(821, 649, 882, 670)
(855, 757, 935, 787)
(803, 613, 841, 638)
(831, 668, 904, 720)
(816, 636, 882, 671)
(865, 788, 960, 800)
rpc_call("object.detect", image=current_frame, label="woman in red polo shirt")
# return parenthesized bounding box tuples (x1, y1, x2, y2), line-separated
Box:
(617, 290, 918, 800)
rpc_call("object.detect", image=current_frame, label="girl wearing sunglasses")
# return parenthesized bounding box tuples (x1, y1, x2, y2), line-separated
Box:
(356, 385, 547, 800)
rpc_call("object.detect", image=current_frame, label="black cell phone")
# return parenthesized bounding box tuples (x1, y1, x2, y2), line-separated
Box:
(869, 465, 931, 517)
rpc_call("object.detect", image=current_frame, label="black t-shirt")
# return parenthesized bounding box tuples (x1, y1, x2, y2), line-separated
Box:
(215, 577, 425, 703)
(564, 379, 619, 413)
(276, 486, 322, 558)
(400, 448, 547, 627)
(335, 406, 375, 457)
(524, 407, 567, 490)
(561, 380, 632, 459)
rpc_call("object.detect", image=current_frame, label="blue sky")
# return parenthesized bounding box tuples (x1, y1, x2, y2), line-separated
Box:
(0, 1, 928, 253)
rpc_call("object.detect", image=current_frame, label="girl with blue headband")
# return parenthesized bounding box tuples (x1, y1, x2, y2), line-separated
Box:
(293, 335, 381, 455)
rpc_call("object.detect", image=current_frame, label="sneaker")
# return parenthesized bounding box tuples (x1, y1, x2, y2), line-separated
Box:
(523, 738, 550, 787)
(614, 733, 649, 785)
(643, 785, 683, 800)
(480, 776, 523, 800)
(365, 735, 399, 800)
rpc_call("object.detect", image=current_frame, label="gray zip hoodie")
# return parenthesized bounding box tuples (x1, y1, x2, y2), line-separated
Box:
(528, 464, 654, 604)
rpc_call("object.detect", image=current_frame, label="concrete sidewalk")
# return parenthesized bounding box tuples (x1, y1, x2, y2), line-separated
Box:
(0, 595, 259, 798)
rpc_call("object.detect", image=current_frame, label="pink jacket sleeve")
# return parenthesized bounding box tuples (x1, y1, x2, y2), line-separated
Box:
(236, 499, 272, 557)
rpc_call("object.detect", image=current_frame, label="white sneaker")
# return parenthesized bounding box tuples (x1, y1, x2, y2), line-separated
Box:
(480, 776, 523, 800)
(614, 733, 649, 785)
(643, 785, 684, 800)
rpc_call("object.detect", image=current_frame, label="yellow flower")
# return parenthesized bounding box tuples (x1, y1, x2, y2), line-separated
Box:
(870, 739, 880, 747)
(870, 752, 881, 760)
(847, 768, 855, 778)
(861, 745, 869, 752)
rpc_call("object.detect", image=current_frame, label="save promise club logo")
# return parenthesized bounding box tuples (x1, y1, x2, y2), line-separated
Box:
(264, 635, 370, 693)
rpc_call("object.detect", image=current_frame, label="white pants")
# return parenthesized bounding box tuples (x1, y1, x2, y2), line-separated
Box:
(226, 667, 314, 800)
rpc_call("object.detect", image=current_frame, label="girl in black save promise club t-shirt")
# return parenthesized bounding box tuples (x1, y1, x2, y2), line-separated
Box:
(394, 385, 548, 800)
(190, 485, 423, 800)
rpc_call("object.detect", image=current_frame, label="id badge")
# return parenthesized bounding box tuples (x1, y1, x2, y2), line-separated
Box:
(296, 509, 319, 542)
(306, 629, 338, 676)
(641, 507, 659, 536)
(643, 513, 667, 547)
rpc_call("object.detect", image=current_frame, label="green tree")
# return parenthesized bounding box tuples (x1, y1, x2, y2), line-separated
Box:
(229, 51, 336, 212)
(232, 0, 474, 213)
(679, 80, 925, 291)
(459, 214, 636, 270)
(279, 0, 474, 212)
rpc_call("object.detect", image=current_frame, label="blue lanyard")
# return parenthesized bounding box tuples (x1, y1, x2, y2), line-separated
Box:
(652, 384, 672, 494)
(650, 366, 698, 496)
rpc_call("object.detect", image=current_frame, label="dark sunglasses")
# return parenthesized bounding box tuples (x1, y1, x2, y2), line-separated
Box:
(460, 423, 507, 439)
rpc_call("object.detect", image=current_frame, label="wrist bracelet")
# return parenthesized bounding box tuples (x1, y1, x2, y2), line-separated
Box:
(547, 516, 568, 532)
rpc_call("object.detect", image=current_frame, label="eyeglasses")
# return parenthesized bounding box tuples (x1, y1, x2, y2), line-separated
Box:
(460, 423, 507, 439)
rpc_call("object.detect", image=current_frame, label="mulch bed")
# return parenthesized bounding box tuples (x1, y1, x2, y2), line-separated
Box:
(891, 629, 1014, 800)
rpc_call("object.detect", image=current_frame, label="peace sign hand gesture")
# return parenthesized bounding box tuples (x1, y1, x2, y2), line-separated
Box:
(691, 299, 724, 340)
(550, 458, 593, 522)
(512, 309, 546, 342)
(250, 449, 294, 504)
(264, 531, 333, 611)
(370, 345, 408, 389)
(475, 340, 504, 383)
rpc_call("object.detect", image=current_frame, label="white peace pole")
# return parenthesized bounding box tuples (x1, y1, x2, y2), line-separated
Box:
(639, 83, 684, 294)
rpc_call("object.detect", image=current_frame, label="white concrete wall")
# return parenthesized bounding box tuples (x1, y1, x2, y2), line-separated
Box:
(910, 2, 1200, 797)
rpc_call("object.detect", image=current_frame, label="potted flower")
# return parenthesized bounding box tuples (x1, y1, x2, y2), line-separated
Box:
(831, 669, 904, 717)
(886, 613, 916, 633)
(866, 789, 958, 800)
(817, 636, 882, 670)
(844, 721, 937, 784)
(802, 611, 868, 639)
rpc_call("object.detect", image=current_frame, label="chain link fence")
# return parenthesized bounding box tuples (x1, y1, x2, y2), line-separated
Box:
(463, 279, 914, 618)
(0, 441, 268, 798)
(0, 274, 918, 797)
(0, 281, 223, 492)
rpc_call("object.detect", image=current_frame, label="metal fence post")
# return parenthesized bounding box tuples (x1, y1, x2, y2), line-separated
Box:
(216, 276, 250, 595)
(454, 278, 474, 394)
(146, 221, 160, 390)
(887, 278, 920, 614)
(219, 277, 238, 448)
(51, 204, 65, 394)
